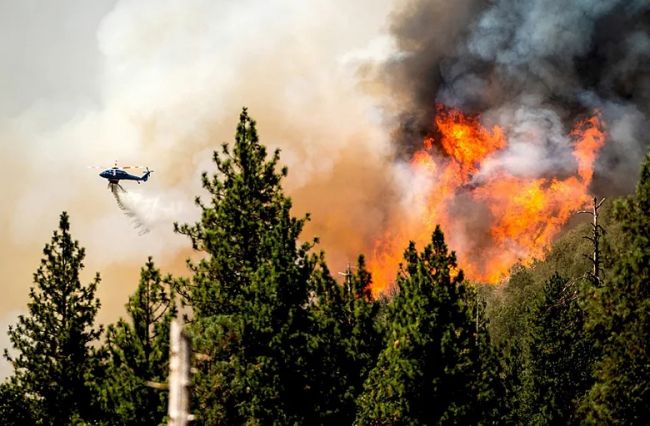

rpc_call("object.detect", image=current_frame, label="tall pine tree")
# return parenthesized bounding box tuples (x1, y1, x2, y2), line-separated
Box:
(99, 257, 176, 425)
(355, 227, 483, 425)
(174, 108, 319, 424)
(522, 273, 594, 424)
(581, 152, 650, 424)
(3, 212, 102, 425)
(305, 255, 382, 423)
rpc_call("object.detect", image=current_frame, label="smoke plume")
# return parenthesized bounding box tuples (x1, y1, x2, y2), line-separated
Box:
(365, 0, 650, 291)
(378, 0, 650, 178)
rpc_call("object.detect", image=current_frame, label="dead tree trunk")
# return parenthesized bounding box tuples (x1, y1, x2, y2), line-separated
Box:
(577, 196, 606, 284)
(168, 319, 193, 425)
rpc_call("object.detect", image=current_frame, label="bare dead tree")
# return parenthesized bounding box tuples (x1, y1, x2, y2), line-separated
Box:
(168, 319, 194, 425)
(577, 196, 606, 284)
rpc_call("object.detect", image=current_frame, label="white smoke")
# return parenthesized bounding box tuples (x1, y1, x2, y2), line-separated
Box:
(478, 96, 575, 180)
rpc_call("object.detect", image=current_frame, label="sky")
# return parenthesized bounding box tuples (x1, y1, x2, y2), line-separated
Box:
(0, 0, 399, 378)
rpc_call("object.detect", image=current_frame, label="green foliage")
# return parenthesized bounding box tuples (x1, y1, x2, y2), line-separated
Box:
(581, 152, 650, 424)
(3, 212, 103, 425)
(465, 284, 507, 425)
(486, 152, 650, 424)
(99, 257, 176, 425)
(484, 200, 624, 350)
(305, 255, 382, 423)
(485, 266, 537, 351)
(174, 108, 321, 424)
(522, 274, 595, 424)
(0, 379, 36, 425)
(355, 227, 494, 425)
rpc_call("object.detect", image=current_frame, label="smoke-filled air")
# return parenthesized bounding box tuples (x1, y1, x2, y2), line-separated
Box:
(364, 0, 650, 293)
(2, 0, 650, 423)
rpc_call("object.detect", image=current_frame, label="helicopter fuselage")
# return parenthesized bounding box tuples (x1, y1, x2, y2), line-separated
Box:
(99, 168, 151, 184)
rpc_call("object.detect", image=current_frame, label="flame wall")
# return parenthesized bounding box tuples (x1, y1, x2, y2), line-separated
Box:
(369, 106, 606, 293)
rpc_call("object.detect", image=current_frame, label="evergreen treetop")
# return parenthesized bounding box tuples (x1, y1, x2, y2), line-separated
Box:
(174, 108, 320, 424)
(99, 257, 176, 425)
(3, 212, 102, 425)
(356, 226, 483, 425)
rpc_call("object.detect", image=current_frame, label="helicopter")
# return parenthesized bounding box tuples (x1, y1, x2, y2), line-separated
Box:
(90, 161, 153, 185)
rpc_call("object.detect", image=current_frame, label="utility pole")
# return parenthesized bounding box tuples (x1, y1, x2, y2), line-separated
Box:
(168, 319, 193, 425)
(577, 196, 606, 284)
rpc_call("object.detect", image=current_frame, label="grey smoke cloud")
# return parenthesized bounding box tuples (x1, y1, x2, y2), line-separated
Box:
(375, 0, 649, 190)
(358, 0, 650, 289)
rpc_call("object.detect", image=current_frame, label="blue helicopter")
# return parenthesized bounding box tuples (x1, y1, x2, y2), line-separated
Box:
(92, 161, 153, 185)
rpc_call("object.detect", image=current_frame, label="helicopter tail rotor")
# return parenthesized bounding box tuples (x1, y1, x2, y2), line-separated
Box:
(141, 167, 154, 182)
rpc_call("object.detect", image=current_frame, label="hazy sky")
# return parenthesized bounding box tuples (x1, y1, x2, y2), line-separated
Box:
(0, 0, 399, 378)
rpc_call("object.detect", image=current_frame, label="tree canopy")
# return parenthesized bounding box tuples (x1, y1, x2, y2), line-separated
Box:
(3, 212, 103, 425)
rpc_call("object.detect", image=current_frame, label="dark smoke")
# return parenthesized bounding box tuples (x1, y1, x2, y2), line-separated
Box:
(374, 0, 485, 154)
(376, 0, 650, 194)
(109, 183, 149, 235)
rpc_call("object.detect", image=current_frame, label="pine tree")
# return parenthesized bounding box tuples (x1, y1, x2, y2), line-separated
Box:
(174, 108, 319, 424)
(465, 285, 507, 425)
(3, 212, 103, 425)
(0, 379, 35, 425)
(99, 257, 176, 425)
(522, 273, 594, 424)
(501, 339, 529, 424)
(355, 226, 481, 425)
(581, 152, 650, 424)
(305, 255, 382, 423)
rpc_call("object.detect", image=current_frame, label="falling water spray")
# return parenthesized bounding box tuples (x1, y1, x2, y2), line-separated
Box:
(109, 183, 150, 235)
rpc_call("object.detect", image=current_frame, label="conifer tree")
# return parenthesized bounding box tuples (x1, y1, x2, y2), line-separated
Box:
(306, 255, 382, 423)
(501, 339, 529, 424)
(465, 285, 507, 425)
(355, 227, 481, 425)
(0, 380, 35, 425)
(3, 212, 102, 425)
(174, 108, 319, 424)
(582, 152, 650, 423)
(99, 257, 176, 425)
(523, 273, 594, 424)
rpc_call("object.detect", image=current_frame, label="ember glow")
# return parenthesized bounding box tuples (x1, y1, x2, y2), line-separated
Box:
(369, 105, 606, 294)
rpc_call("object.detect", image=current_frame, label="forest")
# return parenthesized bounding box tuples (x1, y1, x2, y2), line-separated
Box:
(1, 108, 648, 425)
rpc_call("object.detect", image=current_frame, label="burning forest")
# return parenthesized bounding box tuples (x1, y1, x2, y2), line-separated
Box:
(369, 105, 606, 293)
(1, 0, 650, 424)
(364, 0, 649, 294)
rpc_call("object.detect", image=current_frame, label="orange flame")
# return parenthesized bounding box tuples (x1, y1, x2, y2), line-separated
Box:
(436, 104, 506, 173)
(369, 105, 606, 295)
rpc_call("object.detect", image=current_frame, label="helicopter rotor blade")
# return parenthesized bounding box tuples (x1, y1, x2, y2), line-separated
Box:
(88, 162, 150, 170)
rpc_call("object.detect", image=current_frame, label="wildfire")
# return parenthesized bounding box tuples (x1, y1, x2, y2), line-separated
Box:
(369, 104, 606, 295)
